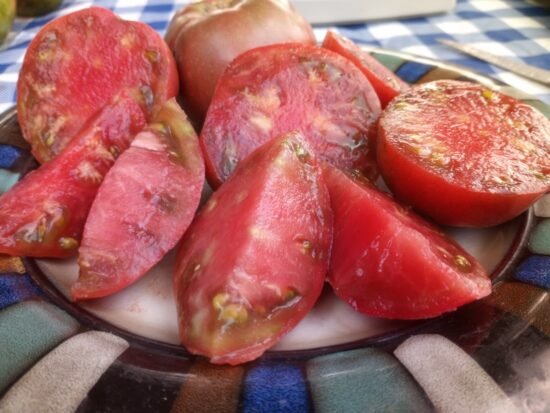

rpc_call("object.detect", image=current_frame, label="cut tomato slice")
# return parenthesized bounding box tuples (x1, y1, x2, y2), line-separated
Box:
(174, 132, 332, 365)
(322, 31, 409, 108)
(72, 99, 204, 300)
(200, 42, 381, 188)
(17, 6, 178, 163)
(0, 94, 146, 258)
(378, 80, 550, 227)
(325, 165, 491, 320)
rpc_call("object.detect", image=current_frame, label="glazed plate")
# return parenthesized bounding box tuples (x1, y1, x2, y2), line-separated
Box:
(0, 49, 549, 413)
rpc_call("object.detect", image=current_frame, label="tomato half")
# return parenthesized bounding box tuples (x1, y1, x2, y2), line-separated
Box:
(325, 165, 491, 319)
(0, 94, 146, 258)
(17, 7, 178, 163)
(378, 80, 550, 227)
(73, 99, 204, 300)
(165, 0, 315, 122)
(322, 31, 409, 108)
(201, 42, 381, 188)
(174, 132, 332, 365)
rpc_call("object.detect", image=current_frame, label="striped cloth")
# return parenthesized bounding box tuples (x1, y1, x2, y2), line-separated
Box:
(0, 0, 548, 114)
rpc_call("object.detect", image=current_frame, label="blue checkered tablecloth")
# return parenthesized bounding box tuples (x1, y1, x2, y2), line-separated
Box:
(0, 0, 548, 114)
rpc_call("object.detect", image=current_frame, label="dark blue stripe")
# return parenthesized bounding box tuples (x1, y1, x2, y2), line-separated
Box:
(0, 274, 42, 310)
(394, 61, 433, 83)
(417, 32, 453, 46)
(3, 40, 31, 53)
(484, 29, 528, 43)
(0, 145, 25, 169)
(23, 16, 57, 30)
(143, 3, 175, 13)
(456, 10, 489, 19)
(524, 55, 550, 70)
(242, 362, 310, 413)
(148, 21, 169, 32)
(516, 6, 549, 17)
(515, 256, 550, 289)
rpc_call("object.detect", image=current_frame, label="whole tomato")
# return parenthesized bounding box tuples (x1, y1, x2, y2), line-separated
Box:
(165, 0, 315, 123)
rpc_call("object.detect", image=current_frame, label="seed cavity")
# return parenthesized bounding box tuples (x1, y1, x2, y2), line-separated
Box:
(249, 226, 273, 240)
(37, 31, 58, 61)
(481, 89, 495, 102)
(430, 152, 451, 168)
(222, 141, 238, 178)
(14, 205, 66, 244)
(454, 255, 472, 272)
(74, 161, 103, 184)
(393, 101, 410, 110)
(243, 86, 281, 112)
(109, 146, 120, 158)
(354, 94, 369, 110)
(235, 190, 248, 204)
(121, 32, 136, 48)
(212, 292, 248, 325)
(152, 192, 177, 213)
(139, 85, 155, 109)
(249, 112, 273, 133)
(145, 49, 160, 63)
(205, 199, 217, 213)
(59, 237, 78, 250)
(512, 138, 536, 154)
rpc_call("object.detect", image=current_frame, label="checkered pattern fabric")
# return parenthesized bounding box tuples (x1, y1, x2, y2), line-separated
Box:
(0, 0, 548, 114)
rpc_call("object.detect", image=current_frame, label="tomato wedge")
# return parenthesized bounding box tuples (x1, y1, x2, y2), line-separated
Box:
(322, 31, 409, 108)
(174, 132, 332, 365)
(325, 165, 491, 319)
(0, 94, 146, 258)
(200, 42, 381, 188)
(378, 80, 550, 227)
(72, 99, 204, 300)
(17, 6, 178, 163)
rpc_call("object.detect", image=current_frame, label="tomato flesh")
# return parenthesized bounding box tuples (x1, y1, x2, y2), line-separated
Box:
(322, 31, 409, 108)
(201, 43, 381, 188)
(73, 99, 204, 300)
(325, 165, 491, 319)
(174, 132, 332, 365)
(17, 6, 178, 163)
(378, 80, 550, 227)
(0, 95, 146, 258)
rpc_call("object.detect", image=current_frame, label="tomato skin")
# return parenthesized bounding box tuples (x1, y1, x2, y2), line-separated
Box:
(165, 0, 315, 122)
(17, 7, 178, 163)
(201, 42, 381, 188)
(72, 99, 204, 300)
(174, 132, 332, 365)
(325, 165, 491, 319)
(322, 31, 409, 108)
(0, 95, 146, 258)
(378, 80, 550, 227)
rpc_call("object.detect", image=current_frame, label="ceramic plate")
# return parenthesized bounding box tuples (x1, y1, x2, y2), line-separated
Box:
(0, 49, 549, 413)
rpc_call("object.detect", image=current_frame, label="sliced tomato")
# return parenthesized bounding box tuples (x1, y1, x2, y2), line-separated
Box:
(72, 99, 204, 300)
(378, 80, 550, 227)
(200, 42, 381, 188)
(17, 6, 178, 163)
(174, 132, 332, 365)
(0, 94, 146, 258)
(325, 165, 491, 320)
(322, 31, 409, 108)
(165, 0, 315, 122)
